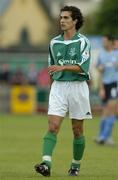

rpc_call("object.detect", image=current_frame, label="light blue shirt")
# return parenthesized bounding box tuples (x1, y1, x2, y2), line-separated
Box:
(112, 49, 118, 82)
(96, 49, 118, 84)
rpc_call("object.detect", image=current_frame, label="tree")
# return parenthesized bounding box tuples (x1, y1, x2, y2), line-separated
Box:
(83, 0, 118, 36)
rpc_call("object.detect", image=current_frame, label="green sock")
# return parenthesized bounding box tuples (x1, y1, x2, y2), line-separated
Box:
(42, 132, 57, 168)
(71, 136, 85, 169)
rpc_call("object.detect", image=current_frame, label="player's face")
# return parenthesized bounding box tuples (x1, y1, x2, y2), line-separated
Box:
(60, 11, 77, 31)
(113, 40, 118, 50)
(103, 37, 112, 50)
(103, 37, 108, 48)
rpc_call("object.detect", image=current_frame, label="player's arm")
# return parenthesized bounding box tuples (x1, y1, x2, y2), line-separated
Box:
(96, 53, 105, 98)
(96, 64, 104, 73)
(97, 65, 104, 72)
(98, 74, 106, 99)
(48, 64, 82, 74)
(96, 54, 104, 73)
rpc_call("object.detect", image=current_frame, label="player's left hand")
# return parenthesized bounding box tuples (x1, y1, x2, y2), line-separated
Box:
(48, 65, 65, 74)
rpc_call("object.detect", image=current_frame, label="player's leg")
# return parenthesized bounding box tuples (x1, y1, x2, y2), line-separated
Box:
(95, 103, 109, 143)
(68, 119, 85, 176)
(95, 84, 109, 142)
(35, 81, 68, 176)
(68, 81, 92, 176)
(42, 115, 63, 167)
(95, 83, 117, 144)
(35, 115, 64, 176)
(98, 100, 116, 144)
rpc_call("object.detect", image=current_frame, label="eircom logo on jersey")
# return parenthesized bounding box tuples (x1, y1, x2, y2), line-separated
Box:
(58, 59, 77, 66)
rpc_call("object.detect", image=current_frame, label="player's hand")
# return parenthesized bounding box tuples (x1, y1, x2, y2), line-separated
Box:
(99, 88, 106, 100)
(97, 65, 104, 72)
(48, 65, 65, 74)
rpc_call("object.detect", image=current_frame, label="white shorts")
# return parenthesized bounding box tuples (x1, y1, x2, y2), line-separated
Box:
(48, 81, 92, 120)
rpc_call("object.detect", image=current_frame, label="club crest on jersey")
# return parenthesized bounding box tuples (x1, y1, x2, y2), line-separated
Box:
(69, 48, 76, 57)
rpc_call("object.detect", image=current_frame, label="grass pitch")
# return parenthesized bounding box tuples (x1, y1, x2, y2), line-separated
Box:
(0, 114, 118, 180)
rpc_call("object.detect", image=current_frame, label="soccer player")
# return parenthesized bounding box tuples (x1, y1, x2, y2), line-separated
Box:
(112, 37, 118, 117)
(34, 6, 92, 176)
(94, 35, 118, 145)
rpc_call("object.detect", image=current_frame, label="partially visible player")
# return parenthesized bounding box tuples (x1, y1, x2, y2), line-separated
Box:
(112, 36, 118, 117)
(34, 5, 92, 176)
(113, 37, 118, 50)
(94, 35, 118, 145)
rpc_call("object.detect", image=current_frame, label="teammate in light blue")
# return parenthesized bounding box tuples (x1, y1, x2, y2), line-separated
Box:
(34, 6, 92, 176)
(95, 35, 118, 145)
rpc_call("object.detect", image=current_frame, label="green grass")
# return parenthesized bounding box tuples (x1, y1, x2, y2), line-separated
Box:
(0, 114, 118, 180)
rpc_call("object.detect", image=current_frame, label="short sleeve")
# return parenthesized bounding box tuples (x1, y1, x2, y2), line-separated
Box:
(77, 38, 91, 74)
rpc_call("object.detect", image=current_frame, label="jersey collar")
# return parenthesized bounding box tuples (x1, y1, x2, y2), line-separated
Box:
(61, 31, 79, 41)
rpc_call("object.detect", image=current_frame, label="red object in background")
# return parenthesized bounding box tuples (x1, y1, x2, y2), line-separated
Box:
(37, 68, 50, 88)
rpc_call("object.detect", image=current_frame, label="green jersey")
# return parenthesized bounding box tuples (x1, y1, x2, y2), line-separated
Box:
(48, 32, 91, 81)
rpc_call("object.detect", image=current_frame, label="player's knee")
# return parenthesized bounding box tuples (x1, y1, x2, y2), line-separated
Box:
(48, 124, 60, 134)
(72, 126, 83, 137)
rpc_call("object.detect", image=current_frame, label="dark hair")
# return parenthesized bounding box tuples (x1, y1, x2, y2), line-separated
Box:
(60, 6, 84, 30)
(104, 34, 114, 41)
(113, 36, 118, 40)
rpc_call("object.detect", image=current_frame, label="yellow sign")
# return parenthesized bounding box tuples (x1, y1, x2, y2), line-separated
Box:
(11, 86, 36, 114)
